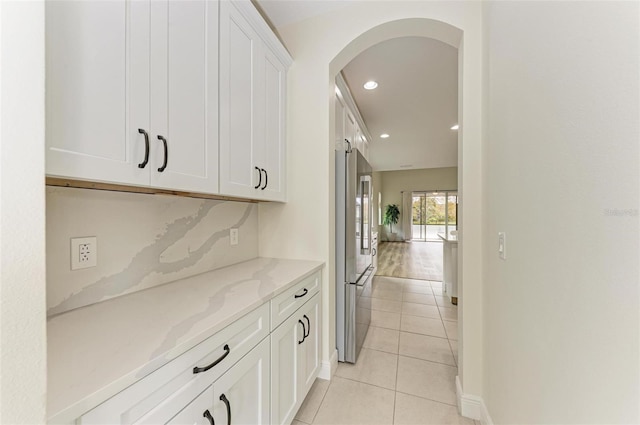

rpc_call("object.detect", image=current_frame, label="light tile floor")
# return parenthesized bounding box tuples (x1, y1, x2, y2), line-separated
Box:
(293, 276, 477, 425)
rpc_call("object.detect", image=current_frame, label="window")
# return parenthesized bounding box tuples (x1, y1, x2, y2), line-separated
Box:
(411, 191, 458, 241)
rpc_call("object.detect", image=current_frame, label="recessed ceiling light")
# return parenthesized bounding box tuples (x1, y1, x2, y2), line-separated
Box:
(380, 133, 389, 139)
(363, 81, 378, 90)
(450, 124, 459, 130)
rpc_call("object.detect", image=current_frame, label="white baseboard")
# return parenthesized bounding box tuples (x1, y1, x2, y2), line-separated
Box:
(318, 349, 338, 380)
(456, 376, 493, 425)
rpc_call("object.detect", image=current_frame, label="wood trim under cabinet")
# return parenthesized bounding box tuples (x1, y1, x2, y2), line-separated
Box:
(46, 177, 259, 203)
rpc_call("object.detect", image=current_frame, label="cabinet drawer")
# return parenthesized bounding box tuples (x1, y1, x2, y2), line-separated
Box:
(79, 303, 269, 424)
(270, 271, 320, 331)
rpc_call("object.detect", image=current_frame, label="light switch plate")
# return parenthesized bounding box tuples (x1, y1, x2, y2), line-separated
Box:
(498, 232, 506, 260)
(71, 236, 97, 270)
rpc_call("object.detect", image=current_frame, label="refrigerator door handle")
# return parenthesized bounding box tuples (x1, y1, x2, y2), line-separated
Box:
(360, 175, 372, 255)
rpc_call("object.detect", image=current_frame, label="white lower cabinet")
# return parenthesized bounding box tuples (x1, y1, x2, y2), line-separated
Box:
(210, 338, 270, 425)
(270, 307, 302, 425)
(299, 295, 321, 396)
(270, 293, 321, 425)
(165, 386, 213, 425)
(74, 272, 322, 425)
(167, 338, 270, 425)
(78, 304, 270, 425)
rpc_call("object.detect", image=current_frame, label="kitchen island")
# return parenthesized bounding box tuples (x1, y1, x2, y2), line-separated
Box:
(438, 232, 458, 305)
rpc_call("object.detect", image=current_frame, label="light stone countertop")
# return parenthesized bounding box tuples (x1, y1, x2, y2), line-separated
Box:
(47, 257, 324, 423)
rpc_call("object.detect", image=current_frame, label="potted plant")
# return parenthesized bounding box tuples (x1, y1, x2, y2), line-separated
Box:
(383, 204, 400, 241)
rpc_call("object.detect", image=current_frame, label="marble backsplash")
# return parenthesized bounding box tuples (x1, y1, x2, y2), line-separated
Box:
(46, 187, 259, 316)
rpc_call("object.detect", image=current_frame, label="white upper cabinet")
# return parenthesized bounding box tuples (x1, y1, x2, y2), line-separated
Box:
(219, 0, 291, 202)
(259, 48, 287, 200)
(47, 0, 289, 200)
(46, 0, 150, 186)
(149, 0, 219, 193)
(219, 1, 260, 199)
(335, 74, 372, 162)
(47, 0, 219, 194)
(345, 112, 356, 154)
(46, 0, 219, 194)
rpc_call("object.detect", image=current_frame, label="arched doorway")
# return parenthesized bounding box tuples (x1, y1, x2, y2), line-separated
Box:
(258, 6, 483, 416)
(326, 17, 480, 418)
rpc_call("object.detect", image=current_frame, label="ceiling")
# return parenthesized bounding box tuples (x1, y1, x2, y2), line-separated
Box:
(342, 36, 458, 171)
(255, 2, 459, 172)
(256, 0, 350, 28)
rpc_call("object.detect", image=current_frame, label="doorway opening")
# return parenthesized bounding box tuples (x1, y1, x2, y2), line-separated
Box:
(411, 191, 458, 241)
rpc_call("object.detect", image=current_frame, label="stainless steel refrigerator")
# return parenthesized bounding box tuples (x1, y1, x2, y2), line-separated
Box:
(335, 145, 373, 363)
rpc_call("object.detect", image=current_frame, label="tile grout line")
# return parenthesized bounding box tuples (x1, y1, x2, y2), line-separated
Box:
(448, 337, 458, 367)
(332, 374, 396, 393)
(309, 379, 332, 425)
(396, 351, 457, 368)
(394, 388, 460, 408)
(392, 353, 399, 424)
(375, 249, 467, 422)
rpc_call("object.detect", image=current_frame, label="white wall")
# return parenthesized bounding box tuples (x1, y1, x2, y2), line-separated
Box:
(483, 1, 639, 423)
(0, 1, 47, 423)
(258, 1, 484, 396)
(47, 188, 258, 316)
(379, 167, 458, 240)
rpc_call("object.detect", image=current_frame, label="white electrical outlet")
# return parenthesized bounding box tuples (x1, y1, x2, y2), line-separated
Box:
(230, 228, 239, 246)
(498, 232, 506, 260)
(71, 237, 97, 270)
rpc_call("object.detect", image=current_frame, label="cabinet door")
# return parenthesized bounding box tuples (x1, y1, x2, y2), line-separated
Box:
(363, 138, 370, 162)
(345, 112, 357, 154)
(219, 1, 262, 199)
(212, 338, 270, 425)
(165, 386, 214, 425)
(46, 0, 150, 185)
(270, 309, 304, 425)
(299, 294, 321, 395)
(256, 48, 287, 202)
(149, 0, 219, 194)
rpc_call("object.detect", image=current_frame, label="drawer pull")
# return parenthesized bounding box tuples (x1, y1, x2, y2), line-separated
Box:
(203, 409, 215, 425)
(193, 344, 230, 374)
(298, 319, 306, 344)
(220, 394, 231, 425)
(294, 288, 308, 299)
(303, 314, 310, 338)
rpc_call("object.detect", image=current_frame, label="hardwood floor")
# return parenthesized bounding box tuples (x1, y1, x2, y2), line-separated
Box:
(376, 241, 443, 281)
